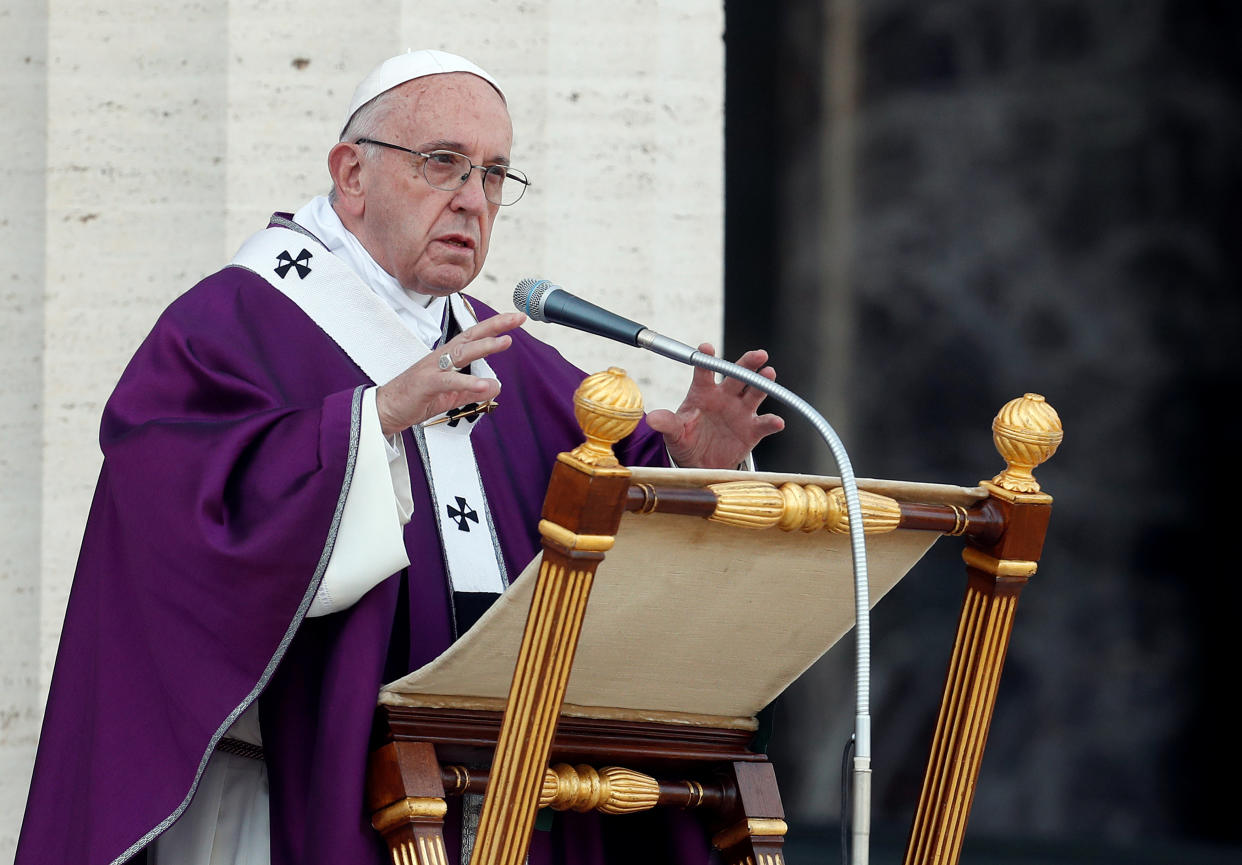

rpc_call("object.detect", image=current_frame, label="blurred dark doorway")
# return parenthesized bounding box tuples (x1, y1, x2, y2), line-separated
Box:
(724, 0, 1242, 860)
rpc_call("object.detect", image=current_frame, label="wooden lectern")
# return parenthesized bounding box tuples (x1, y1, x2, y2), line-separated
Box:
(365, 368, 1062, 865)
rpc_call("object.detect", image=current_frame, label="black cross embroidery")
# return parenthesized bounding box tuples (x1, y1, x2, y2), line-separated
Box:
(445, 403, 482, 428)
(446, 496, 479, 533)
(275, 248, 313, 280)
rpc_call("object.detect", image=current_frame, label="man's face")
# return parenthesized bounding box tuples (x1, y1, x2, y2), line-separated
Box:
(351, 74, 512, 296)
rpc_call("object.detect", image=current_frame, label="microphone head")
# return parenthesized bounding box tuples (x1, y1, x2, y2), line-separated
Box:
(513, 278, 558, 322)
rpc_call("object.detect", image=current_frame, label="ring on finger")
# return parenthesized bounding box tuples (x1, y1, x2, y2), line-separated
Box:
(437, 352, 458, 372)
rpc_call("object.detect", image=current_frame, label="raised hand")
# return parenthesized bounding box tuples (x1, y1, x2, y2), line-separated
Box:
(645, 344, 785, 469)
(375, 312, 526, 435)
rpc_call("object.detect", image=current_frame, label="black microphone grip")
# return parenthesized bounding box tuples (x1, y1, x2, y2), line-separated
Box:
(542, 289, 646, 344)
(515, 279, 647, 345)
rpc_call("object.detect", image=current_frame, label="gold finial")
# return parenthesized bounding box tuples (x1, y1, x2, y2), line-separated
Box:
(566, 368, 644, 468)
(990, 393, 1063, 494)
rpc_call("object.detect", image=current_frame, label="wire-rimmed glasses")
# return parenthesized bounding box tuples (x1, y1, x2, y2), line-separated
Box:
(355, 138, 530, 206)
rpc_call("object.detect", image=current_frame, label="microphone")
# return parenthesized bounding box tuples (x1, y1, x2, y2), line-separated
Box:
(513, 278, 698, 364)
(513, 278, 648, 345)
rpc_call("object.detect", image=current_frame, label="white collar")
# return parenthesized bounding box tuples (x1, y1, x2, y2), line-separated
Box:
(292, 195, 447, 348)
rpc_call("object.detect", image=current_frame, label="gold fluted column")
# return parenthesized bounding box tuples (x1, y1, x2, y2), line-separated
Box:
(905, 394, 1062, 865)
(469, 368, 643, 865)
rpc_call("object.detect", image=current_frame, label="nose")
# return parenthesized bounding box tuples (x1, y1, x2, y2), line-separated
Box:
(450, 166, 492, 212)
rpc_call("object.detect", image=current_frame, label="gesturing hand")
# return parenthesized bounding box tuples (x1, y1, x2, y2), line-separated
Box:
(645, 344, 785, 469)
(375, 312, 526, 436)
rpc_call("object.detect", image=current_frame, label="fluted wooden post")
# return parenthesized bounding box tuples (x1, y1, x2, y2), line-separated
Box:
(468, 368, 643, 865)
(367, 742, 451, 865)
(710, 762, 789, 865)
(905, 394, 1062, 865)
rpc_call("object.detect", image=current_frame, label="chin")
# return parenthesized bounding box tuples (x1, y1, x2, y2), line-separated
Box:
(418, 277, 478, 297)
(412, 284, 468, 298)
(405, 265, 479, 298)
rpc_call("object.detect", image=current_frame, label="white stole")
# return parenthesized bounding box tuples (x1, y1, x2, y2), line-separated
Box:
(229, 223, 509, 617)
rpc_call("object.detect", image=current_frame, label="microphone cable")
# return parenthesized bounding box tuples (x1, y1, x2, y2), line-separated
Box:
(841, 733, 856, 865)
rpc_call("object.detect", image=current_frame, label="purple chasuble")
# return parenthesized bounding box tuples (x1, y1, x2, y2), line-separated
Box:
(16, 218, 713, 865)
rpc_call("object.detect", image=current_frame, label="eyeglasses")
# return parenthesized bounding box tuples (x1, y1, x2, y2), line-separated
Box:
(355, 138, 531, 206)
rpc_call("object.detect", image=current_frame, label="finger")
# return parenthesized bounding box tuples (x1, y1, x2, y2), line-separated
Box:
(440, 372, 499, 395)
(753, 412, 786, 438)
(644, 408, 684, 441)
(442, 333, 514, 370)
(724, 349, 769, 392)
(461, 311, 526, 341)
(444, 312, 526, 368)
(717, 349, 768, 397)
(420, 377, 501, 426)
(735, 348, 770, 371)
(741, 365, 777, 411)
(690, 343, 717, 390)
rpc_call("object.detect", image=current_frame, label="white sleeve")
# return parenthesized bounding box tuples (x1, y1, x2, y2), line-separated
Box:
(665, 448, 756, 472)
(308, 387, 413, 617)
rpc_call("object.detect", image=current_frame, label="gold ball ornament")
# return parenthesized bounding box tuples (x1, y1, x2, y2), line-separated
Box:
(570, 368, 644, 467)
(991, 393, 1063, 494)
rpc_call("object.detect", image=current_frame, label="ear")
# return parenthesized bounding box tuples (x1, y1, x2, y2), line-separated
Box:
(328, 142, 365, 218)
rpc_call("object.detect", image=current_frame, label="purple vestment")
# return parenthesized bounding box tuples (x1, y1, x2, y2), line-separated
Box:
(16, 220, 710, 865)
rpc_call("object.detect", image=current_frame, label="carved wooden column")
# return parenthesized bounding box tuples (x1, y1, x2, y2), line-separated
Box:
(367, 741, 451, 865)
(904, 394, 1063, 865)
(469, 368, 642, 865)
(711, 761, 789, 865)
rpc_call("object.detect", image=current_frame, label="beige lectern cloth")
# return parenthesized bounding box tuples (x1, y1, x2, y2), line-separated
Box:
(380, 468, 987, 722)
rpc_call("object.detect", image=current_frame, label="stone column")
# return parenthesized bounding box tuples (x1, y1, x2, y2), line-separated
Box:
(0, 3, 724, 858)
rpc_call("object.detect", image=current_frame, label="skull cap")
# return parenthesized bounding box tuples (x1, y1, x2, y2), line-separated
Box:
(341, 49, 504, 137)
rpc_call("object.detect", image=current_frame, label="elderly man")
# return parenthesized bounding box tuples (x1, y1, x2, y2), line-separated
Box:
(17, 51, 782, 865)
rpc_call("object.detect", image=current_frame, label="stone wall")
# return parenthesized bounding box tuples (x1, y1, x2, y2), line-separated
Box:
(0, 2, 724, 857)
(0, 0, 48, 854)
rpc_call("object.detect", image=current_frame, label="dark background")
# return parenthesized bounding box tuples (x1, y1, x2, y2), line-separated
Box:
(723, 0, 1241, 861)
